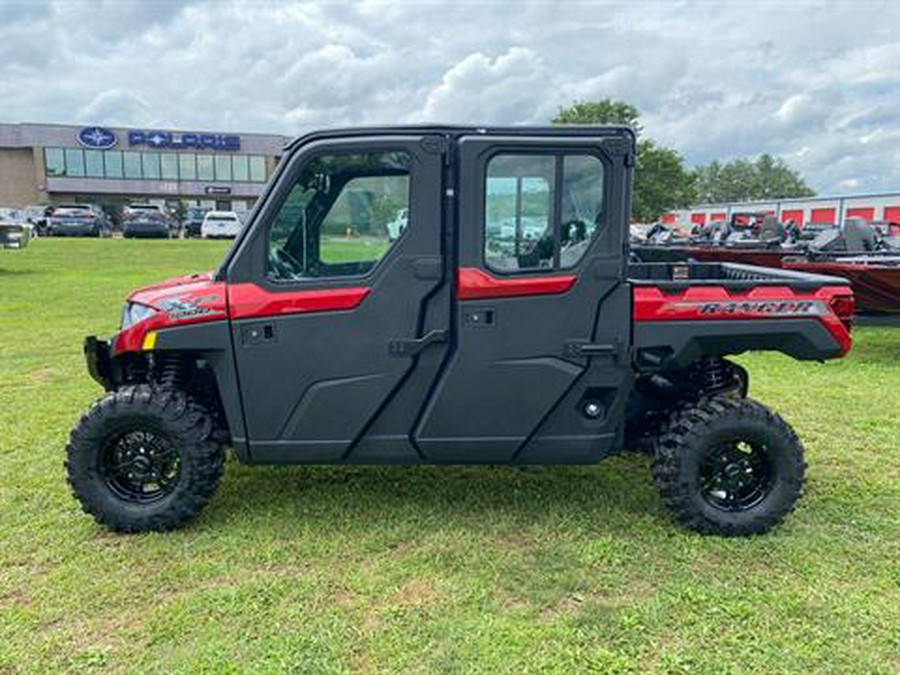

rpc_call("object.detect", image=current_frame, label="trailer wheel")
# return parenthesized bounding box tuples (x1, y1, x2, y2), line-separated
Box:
(651, 396, 805, 536)
(66, 385, 224, 533)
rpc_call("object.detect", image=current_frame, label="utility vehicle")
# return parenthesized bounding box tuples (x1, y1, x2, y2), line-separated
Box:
(68, 126, 854, 535)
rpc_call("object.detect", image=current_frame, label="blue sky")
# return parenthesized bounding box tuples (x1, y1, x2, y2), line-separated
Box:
(1, 0, 898, 194)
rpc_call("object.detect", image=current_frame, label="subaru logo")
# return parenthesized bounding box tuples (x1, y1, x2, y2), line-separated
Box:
(77, 126, 118, 150)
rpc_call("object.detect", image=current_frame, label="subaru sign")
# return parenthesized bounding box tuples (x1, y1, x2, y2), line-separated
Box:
(128, 131, 241, 151)
(77, 127, 118, 150)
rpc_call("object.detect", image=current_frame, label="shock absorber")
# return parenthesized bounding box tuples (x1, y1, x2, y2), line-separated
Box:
(156, 354, 186, 390)
(692, 357, 732, 396)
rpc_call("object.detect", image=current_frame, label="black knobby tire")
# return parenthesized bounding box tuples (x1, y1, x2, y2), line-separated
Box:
(651, 396, 805, 536)
(66, 385, 224, 533)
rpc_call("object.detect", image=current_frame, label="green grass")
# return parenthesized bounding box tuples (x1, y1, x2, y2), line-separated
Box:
(1, 239, 898, 673)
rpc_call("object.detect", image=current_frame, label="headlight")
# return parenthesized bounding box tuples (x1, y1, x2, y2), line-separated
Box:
(120, 302, 158, 329)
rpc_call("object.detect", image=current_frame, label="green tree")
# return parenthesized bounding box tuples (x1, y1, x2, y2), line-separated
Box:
(632, 140, 696, 223)
(552, 100, 643, 136)
(552, 99, 694, 221)
(693, 153, 815, 203)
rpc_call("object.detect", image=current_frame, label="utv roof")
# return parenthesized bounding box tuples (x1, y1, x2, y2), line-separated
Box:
(284, 124, 635, 151)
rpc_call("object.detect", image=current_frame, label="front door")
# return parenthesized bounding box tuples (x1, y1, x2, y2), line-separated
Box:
(415, 133, 633, 463)
(227, 135, 448, 463)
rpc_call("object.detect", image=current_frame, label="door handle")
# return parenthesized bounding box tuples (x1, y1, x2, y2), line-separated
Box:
(388, 329, 448, 357)
(241, 322, 276, 345)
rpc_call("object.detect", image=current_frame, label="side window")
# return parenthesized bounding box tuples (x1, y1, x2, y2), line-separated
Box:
(560, 155, 604, 268)
(483, 153, 604, 272)
(485, 155, 554, 272)
(267, 151, 410, 281)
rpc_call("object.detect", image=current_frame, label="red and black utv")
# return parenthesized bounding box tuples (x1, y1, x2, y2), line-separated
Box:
(68, 126, 854, 536)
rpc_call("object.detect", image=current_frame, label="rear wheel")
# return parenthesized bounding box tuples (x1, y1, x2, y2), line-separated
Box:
(651, 396, 805, 535)
(66, 385, 224, 533)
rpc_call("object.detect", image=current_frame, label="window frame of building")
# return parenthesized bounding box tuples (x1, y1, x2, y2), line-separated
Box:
(197, 154, 214, 181)
(214, 154, 232, 181)
(84, 150, 104, 178)
(232, 154, 249, 182)
(44, 148, 66, 176)
(104, 151, 124, 179)
(123, 151, 142, 179)
(142, 152, 161, 180)
(64, 148, 85, 177)
(249, 155, 266, 182)
(160, 153, 179, 180)
(179, 153, 196, 180)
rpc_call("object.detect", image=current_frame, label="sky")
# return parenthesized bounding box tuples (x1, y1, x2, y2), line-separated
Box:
(1, 0, 898, 195)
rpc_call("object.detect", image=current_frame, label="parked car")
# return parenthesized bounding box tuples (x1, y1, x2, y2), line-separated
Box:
(201, 210, 242, 238)
(0, 208, 31, 249)
(124, 204, 180, 237)
(182, 206, 210, 238)
(47, 204, 112, 237)
(23, 204, 52, 235)
(123, 212, 172, 239)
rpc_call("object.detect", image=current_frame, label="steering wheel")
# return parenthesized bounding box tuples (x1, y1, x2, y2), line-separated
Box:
(268, 246, 303, 279)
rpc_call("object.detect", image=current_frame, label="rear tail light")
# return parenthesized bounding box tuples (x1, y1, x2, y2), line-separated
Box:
(829, 293, 855, 332)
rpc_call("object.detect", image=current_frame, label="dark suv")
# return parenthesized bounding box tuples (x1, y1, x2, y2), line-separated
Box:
(48, 204, 111, 237)
(182, 207, 210, 238)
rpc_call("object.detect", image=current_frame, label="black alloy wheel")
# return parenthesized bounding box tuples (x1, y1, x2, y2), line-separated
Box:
(698, 439, 773, 511)
(101, 428, 181, 503)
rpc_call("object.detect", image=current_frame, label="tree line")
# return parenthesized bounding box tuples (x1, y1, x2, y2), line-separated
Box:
(552, 99, 815, 222)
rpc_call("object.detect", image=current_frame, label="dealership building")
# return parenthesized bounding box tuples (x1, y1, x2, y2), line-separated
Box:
(0, 122, 290, 213)
(664, 192, 900, 228)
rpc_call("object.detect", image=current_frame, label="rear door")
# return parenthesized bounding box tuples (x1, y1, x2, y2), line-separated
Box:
(227, 134, 449, 463)
(415, 133, 634, 463)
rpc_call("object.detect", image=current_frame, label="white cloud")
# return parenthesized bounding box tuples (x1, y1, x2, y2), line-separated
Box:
(0, 0, 898, 194)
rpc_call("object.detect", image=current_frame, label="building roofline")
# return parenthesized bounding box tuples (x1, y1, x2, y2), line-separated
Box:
(684, 191, 900, 210)
(0, 120, 290, 141)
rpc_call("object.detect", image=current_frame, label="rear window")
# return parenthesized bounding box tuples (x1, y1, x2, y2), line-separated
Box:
(207, 215, 237, 222)
(53, 208, 92, 216)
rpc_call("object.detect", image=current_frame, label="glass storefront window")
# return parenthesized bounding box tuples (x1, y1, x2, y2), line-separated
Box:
(232, 154, 249, 181)
(215, 155, 232, 181)
(65, 149, 85, 177)
(197, 154, 214, 180)
(84, 150, 104, 178)
(45, 148, 65, 176)
(179, 153, 196, 180)
(249, 155, 266, 182)
(123, 152, 142, 179)
(142, 153, 160, 180)
(104, 151, 123, 178)
(160, 153, 179, 180)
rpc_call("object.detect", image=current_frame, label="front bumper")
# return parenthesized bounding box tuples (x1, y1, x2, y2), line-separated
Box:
(84, 336, 115, 390)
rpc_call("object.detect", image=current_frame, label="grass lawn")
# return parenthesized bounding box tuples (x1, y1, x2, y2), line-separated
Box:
(1, 239, 898, 673)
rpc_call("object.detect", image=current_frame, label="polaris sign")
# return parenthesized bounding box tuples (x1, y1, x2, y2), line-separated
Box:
(77, 127, 118, 149)
(128, 131, 241, 151)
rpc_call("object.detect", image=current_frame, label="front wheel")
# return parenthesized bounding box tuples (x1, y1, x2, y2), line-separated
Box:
(651, 396, 805, 536)
(66, 385, 224, 533)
